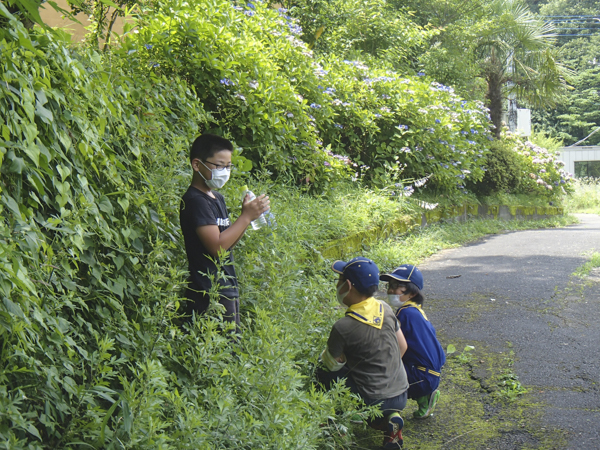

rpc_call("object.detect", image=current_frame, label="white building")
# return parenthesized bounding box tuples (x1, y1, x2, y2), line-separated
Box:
(557, 146, 600, 178)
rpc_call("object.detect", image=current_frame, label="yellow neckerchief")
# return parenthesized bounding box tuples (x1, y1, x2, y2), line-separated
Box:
(398, 300, 428, 321)
(346, 297, 384, 329)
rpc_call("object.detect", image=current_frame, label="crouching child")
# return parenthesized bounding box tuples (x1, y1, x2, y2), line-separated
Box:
(381, 264, 446, 419)
(317, 257, 409, 449)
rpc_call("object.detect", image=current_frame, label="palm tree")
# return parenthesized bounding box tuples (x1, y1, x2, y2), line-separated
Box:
(476, 0, 569, 138)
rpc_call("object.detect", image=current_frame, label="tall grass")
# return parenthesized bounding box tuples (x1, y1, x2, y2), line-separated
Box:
(564, 177, 600, 214)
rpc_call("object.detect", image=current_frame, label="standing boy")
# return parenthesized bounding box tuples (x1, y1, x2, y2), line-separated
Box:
(381, 264, 446, 419)
(318, 257, 409, 449)
(179, 134, 269, 329)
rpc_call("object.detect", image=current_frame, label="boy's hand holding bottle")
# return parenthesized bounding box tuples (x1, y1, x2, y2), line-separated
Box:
(241, 185, 270, 230)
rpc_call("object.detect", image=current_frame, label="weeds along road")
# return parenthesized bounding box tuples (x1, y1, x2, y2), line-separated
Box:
(422, 214, 600, 449)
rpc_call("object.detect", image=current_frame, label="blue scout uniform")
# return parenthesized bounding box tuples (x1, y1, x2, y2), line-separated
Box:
(396, 301, 445, 399)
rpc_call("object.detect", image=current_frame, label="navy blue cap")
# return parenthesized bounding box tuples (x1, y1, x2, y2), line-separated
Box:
(380, 264, 424, 291)
(332, 257, 380, 293)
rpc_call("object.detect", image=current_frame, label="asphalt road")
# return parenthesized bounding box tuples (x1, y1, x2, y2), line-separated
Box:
(421, 214, 600, 449)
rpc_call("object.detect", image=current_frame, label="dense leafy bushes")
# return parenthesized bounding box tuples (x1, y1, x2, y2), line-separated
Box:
(121, 0, 493, 193)
(287, 0, 432, 70)
(0, 11, 380, 448)
(468, 132, 573, 198)
(468, 140, 523, 195)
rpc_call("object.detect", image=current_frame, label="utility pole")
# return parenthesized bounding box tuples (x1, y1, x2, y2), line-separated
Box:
(507, 51, 518, 133)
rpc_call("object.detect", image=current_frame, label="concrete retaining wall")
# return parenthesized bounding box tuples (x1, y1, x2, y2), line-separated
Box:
(319, 204, 564, 260)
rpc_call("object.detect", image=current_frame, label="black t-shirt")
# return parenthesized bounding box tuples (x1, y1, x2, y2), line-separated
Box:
(180, 186, 239, 298)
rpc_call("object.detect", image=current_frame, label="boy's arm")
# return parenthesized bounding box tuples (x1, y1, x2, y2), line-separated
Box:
(396, 328, 408, 357)
(195, 194, 269, 257)
(321, 326, 346, 371)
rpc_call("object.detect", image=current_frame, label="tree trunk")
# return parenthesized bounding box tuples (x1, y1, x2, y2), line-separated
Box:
(5, 1, 40, 29)
(486, 72, 504, 139)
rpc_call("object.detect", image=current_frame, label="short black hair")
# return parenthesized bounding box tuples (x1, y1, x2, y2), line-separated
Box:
(190, 134, 234, 163)
(341, 275, 378, 297)
(361, 284, 379, 298)
(398, 281, 424, 305)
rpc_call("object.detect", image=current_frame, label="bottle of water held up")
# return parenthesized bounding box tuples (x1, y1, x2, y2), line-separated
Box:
(242, 185, 268, 230)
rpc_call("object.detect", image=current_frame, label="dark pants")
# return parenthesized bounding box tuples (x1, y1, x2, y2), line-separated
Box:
(183, 288, 240, 333)
(316, 365, 407, 428)
(405, 364, 441, 399)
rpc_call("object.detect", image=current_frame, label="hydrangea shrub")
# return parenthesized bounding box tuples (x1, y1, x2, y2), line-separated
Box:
(122, 0, 492, 194)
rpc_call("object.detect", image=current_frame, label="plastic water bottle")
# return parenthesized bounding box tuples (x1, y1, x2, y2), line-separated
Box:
(242, 186, 268, 230)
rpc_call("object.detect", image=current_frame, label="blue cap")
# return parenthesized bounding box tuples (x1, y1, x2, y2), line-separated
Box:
(332, 257, 380, 293)
(380, 264, 424, 291)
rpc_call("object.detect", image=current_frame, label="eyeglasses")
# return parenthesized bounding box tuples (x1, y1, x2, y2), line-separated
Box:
(203, 160, 235, 171)
(388, 281, 405, 291)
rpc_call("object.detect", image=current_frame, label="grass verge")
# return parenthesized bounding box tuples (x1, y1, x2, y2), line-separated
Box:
(572, 252, 600, 278)
(564, 178, 600, 214)
(364, 215, 578, 272)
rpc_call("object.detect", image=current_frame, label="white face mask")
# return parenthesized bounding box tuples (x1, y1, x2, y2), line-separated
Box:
(336, 282, 350, 307)
(199, 161, 231, 189)
(387, 294, 402, 309)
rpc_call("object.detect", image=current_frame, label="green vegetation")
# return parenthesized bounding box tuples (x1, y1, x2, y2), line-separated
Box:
(347, 340, 566, 449)
(573, 252, 600, 278)
(564, 178, 600, 214)
(533, 0, 600, 145)
(366, 215, 576, 272)
(0, 0, 583, 448)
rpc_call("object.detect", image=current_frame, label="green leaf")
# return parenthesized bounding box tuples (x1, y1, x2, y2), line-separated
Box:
(16, 0, 45, 26)
(27, 424, 42, 441)
(6, 151, 25, 174)
(2, 195, 22, 218)
(446, 344, 456, 355)
(132, 238, 144, 253)
(56, 164, 71, 181)
(23, 144, 40, 167)
(117, 197, 129, 213)
(35, 89, 48, 106)
(2, 298, 25, 318)
(0, 1, 16, 19)
(17, 27, 36, 52)
(99, 0, 120, 8)
(98, 196, 114, 214)
(35, 103, 54, 123)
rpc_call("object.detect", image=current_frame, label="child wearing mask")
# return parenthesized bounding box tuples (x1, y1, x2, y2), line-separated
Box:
(317, 257, 409, 449)
(380, 264, 446, 419)
(180, 134, 269, 330)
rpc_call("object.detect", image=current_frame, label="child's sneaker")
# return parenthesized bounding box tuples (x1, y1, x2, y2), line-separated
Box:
(413, 389, 440, 419)
(381, 412, 404, 449)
